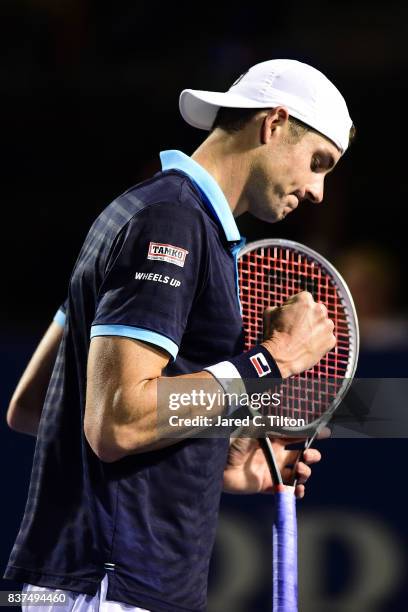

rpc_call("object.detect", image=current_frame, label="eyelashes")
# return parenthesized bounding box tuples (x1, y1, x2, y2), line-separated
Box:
(311, 156, 321, 171)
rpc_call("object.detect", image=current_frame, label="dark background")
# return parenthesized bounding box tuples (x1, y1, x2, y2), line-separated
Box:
(1, 1, 407, 611)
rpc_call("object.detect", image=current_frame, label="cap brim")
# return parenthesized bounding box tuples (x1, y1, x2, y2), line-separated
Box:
(179, 89, 269, 131)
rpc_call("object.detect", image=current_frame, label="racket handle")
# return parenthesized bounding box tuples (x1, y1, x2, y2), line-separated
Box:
(273, 486, 298, 612)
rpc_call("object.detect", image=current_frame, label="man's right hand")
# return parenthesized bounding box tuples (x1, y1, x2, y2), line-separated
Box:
(262, 291, 336, 379)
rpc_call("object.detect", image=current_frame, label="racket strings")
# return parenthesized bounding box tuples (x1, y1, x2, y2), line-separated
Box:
(239, 246, 352, 424)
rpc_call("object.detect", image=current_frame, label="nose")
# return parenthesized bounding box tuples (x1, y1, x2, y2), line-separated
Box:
(305, 176, 325, 204)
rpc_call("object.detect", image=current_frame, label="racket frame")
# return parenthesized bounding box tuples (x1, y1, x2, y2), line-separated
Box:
(237, 238, 360, 435)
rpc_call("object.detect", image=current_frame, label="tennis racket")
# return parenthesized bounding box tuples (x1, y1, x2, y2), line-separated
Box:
(237, 238, 359, 612)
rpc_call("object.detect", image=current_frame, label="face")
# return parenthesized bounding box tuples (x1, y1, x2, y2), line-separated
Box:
(246, 128, 342, 223)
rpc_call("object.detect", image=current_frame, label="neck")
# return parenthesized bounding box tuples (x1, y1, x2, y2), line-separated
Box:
(191, 131, 251, 217)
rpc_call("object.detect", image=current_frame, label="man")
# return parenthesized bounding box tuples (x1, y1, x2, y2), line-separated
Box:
(5, 59, 353, 611)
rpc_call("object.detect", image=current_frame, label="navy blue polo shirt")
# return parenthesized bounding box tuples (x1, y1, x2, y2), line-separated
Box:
(5, 151, 245, 612)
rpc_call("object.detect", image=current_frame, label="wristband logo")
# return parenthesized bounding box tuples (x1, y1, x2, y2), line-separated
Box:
(250, 353, 271, 377)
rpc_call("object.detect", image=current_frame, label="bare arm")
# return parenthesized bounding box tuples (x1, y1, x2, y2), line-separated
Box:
(84, 336, 221, 462)
(7, 321, 64, 436)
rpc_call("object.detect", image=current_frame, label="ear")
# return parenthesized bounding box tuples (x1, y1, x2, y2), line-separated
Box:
(260, 107, 290, 145)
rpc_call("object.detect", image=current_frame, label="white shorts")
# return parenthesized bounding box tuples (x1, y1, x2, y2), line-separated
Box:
(22, 575, 150, 612)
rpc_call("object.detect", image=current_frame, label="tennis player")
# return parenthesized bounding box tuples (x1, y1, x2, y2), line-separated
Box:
(5, 59, 353, 611)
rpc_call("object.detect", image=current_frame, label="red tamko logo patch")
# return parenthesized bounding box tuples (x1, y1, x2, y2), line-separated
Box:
(147, 242, 189, 267)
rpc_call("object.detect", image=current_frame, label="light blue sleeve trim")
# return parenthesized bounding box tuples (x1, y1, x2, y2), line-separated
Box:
(53, 309, 66, 327)
(90, 325, 179, 360)
(231, 237, 246, 315)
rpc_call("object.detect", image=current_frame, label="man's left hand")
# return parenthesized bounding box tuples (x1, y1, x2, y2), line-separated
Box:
(223, 436, 322, 498)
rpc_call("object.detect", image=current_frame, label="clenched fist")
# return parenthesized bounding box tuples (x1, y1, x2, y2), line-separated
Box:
(262, 291, 336, 378)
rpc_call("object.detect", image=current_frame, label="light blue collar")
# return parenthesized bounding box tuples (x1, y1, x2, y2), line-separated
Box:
(160, 150, 241, 243)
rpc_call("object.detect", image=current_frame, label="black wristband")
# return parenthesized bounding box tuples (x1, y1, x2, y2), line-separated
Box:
(230, 345, 282, 381)
(205, 344, 282, 400)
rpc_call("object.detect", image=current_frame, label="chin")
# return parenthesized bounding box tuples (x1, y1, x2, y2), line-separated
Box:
(252, 207, 280, 224)
(250, 197, 282, 223)
(253, 212, 279, 224)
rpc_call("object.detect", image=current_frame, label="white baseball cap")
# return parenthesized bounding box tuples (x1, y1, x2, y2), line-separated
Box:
(179, 59, 353, 153)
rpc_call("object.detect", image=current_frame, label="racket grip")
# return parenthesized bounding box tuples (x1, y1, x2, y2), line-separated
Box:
(273, 487, 298, 612)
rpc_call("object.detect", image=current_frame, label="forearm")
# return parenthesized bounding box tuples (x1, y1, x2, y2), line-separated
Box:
(85, 370, 228, 461)
(85, 338, 281, 462)
(7, 321, 63, 436)
(7, 390, 47, 437)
